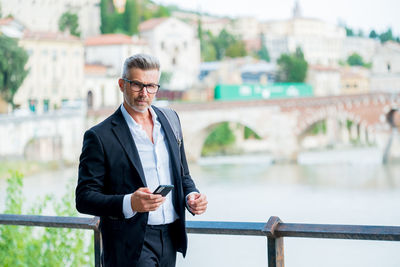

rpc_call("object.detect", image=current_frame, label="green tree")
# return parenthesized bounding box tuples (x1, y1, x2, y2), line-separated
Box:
(379, 28, 394, 43)
(369, 30, 378, 39)
(154, 6, 170, 17)
(58, 11, 81, 37)
(277, 47, 308, 83)
(202, 122, 236, 156)
(0, 171, 92, 266)
(225, 40, 247, 58)
(347, 53, 364, 66)
(0, 35, 29, 109)
(159, 71, 172, 87)
(100, 0, 110, 33)
(345, 26, 354, 36)
(257, 34, 270, 62)
(201, 42, 217, 62)
(123, 0, 140, 34)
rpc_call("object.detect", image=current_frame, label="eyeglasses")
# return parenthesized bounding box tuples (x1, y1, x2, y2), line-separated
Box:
(122, 78, 160, 94)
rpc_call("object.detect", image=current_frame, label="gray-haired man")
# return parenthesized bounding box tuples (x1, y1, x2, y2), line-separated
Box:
(76, 54, 207, 266)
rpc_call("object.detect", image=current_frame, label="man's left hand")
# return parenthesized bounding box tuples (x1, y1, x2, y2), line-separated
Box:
(187, 193, 208, 215)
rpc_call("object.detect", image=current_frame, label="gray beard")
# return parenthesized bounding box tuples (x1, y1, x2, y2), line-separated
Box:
(126, 100, 148, 113)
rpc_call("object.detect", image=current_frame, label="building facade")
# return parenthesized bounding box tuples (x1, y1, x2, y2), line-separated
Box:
(85, 34, 150, 76)
(0, 0, 100, 38)
(84, 64, 122, 110)
(139, 17, 201, 90)
(13, 31, 85, 113)
(370, 41, 400, 93)
(262, 17, 346, 66)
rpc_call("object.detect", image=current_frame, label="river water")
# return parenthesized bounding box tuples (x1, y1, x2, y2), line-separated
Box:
(1, 157, 400, 267)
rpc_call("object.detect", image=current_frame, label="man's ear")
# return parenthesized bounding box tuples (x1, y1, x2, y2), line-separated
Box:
(118, 79, 124, 92)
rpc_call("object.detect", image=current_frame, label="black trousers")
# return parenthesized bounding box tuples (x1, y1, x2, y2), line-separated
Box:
(136, 224, 177, 267)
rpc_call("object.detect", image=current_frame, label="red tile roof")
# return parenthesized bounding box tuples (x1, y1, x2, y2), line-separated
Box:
(0, 17, 14, 26)
(139, 18, 168, 32)
(85, 64, 109, 75)
(85, 34, 146, 46)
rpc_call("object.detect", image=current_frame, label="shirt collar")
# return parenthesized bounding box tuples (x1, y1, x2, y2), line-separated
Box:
(120, 104, 159, 129)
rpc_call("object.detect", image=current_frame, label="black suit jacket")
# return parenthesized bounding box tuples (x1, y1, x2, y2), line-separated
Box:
(75, 106, 198, 266)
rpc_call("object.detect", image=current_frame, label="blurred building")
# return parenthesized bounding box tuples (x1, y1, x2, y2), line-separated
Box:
(240, 62, 276, 84)
(306, 65, 341, 96)
(226, 17, 261, 40)
(261, 3, 345, 66)
(342, 36, 378, 63)
(16, 31, 84, 112)
(85, 34, 150, 76)
(139, 17, 200, 91)
(1, 18, 84, 112)
(370, 41, 400, 93)
(340, 66, 370, 95)
(84, 64, 121, 110)
(0, 0, 100, 39)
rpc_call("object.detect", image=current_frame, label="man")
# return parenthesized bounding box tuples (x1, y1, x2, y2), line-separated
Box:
(76, 54, 207, 267)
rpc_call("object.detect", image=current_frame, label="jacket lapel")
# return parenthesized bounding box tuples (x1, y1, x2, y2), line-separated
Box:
(111, 108, 147, 187)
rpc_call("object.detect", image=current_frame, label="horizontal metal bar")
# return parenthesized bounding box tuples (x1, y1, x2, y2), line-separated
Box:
(275, 223, 400, 241)
(0, 214, 99, 230)
(186, 221, 266, 236)
(2, 214, 400, 242)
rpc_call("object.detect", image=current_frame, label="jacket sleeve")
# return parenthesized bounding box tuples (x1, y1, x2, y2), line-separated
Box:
(75, 129, 125, 218)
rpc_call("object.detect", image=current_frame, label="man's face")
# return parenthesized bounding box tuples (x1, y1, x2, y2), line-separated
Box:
(119, 68, 159, 113)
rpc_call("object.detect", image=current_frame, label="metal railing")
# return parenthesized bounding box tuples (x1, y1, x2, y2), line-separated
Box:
(1, 214, 400, 267)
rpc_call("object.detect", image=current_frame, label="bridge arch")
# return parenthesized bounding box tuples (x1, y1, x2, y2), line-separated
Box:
(297, 110, 373, 150)
(184, 119, 263, 161)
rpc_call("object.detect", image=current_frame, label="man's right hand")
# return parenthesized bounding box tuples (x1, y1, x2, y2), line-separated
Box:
(131, 187, 166, 212)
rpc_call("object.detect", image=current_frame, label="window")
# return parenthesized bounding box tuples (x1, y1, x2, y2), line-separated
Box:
(161, 42, 165, 50)
(28, 99, 37, 112)
(43, 99, 49, 112)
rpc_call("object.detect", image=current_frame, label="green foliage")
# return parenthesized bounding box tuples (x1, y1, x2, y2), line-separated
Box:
(100, 0, 113, 33)
(123, 0, 140, 34)
(368, 28, 400, 44)
(58, 11, 80, 37)
(277, 47, 308, 83)
(256, 33, 270, 62)
(257, 45, 270, 62)
(225, 40, 247, 58)
(0, 35, 29, 109)
(154, 6, 171, 17)
(347, 53, 364, 66)
(369, 30, 378, 39)
(202, 122, 236, 156)
(159, 71, 172, 87)
(100, 0, 171, 34)
(379, 28, 394, 43)
(310, 121, 326, 135)
(0, 171, 93, 266)
(199, 29, 246, 61)
(201, 42, 217, 62)
(244, 126, 261, 140)
(346, 53, 372, 68)
(345, 26, 354, 36)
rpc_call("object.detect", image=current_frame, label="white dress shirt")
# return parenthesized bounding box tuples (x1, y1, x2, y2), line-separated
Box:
(120, 104, 179, 225)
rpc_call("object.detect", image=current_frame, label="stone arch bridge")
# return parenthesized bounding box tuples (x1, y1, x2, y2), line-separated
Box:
(169, 93, 399, 161)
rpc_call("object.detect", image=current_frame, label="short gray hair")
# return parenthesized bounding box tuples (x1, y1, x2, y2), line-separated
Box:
(121, 54, 160, 78)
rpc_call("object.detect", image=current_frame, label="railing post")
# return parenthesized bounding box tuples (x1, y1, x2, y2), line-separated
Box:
(94, 229, 102, 267)
(264, 216, 284, 267)
(89, 216, 102, 267)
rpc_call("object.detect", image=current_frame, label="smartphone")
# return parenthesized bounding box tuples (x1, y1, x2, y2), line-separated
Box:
(153, 185, 174, 197)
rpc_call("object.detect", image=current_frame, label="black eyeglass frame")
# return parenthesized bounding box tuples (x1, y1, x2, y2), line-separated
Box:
(122, 78, 160, 94)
